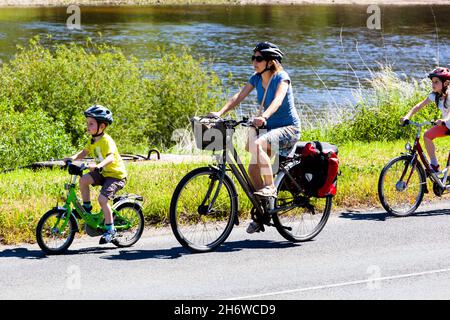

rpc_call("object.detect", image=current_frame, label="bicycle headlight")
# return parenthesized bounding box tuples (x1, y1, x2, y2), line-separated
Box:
(405, 142, 412, 151)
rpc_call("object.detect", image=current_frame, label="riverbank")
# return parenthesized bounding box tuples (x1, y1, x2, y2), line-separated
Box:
(1, 0, 449, 7)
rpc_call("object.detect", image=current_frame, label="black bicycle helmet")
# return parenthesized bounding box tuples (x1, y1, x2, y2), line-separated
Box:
(253, 41, 284, 63)
(84, 104, 113, 125)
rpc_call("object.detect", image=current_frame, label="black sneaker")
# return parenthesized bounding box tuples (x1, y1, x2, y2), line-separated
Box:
(246, 221, 261, 234)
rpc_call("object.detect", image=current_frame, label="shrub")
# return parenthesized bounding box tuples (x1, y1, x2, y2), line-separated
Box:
(0, 109, 74, 171)
(0, 37, 225, 153)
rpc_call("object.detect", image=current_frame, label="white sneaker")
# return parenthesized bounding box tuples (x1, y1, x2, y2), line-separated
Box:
(254, 186, 277, 198)
(246, 221, 261, 234)
(99, 229, 116, 244)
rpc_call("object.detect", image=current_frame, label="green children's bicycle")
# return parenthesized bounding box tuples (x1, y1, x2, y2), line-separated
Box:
(36, 161, 145, 255)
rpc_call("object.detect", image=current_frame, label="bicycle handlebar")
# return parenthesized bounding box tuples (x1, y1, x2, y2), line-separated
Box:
(401, 119, 446, 127)
(64, 159, 88, 176)
(201, 116, 263, 129)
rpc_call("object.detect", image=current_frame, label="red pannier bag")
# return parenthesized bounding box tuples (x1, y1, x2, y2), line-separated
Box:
(294, 141, 339, 197)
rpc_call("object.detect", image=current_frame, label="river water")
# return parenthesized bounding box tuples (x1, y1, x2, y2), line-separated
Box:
(0, 5, 449, 122)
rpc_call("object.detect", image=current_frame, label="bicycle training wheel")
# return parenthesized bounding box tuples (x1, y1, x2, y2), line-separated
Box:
(36, 209, 77, 255)
(272, 172, 332, 242)
(378, 155, 426, 216)
(112, 202, 145, 247)
(170, 167, 238, 253)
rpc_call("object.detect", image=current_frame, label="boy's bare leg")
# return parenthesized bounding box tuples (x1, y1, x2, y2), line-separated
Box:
(98, 194, 113, 225)
(79, 174, 94, 202)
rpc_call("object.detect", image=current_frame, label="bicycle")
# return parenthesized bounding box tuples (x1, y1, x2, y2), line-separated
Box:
(169, 116, 334, 253)
(378, 119, 450, 216)
(36, 160, 145, 255)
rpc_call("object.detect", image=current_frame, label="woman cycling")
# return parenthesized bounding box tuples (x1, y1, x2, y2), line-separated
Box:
(208, 41, 301, 233)
(401, 67, 450, 172)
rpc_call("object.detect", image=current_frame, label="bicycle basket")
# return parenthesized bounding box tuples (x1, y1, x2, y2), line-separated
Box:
(191, 116, 228, 151)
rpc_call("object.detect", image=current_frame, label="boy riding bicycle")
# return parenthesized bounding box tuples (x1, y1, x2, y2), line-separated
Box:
(64, 105, 127, 244)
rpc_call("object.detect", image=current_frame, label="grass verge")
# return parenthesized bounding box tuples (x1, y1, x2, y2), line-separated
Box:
(3, 137, 450, 245)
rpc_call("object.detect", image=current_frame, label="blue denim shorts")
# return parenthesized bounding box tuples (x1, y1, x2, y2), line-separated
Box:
(257, 125, 301, 157)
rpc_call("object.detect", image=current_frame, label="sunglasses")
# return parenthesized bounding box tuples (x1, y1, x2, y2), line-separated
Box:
(251, 55, 265, 62)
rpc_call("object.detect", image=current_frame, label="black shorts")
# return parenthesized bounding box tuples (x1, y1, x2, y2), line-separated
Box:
(88, 170, 126, 200)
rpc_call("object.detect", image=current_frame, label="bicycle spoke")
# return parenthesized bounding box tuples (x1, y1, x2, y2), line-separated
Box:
(272, 178, 332, 243)
(171, 169, 236, 252)
(379, 156, 425, 216)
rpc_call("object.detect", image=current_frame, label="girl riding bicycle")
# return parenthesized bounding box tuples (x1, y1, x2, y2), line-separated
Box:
(401, 67, 450, 172)
(208, 41, 301, 233)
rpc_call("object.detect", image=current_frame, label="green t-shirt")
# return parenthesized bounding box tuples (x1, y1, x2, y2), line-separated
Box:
(85, 133, 127, 180)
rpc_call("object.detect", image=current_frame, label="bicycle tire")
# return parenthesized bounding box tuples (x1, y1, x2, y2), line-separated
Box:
(170, 167, 238, 253)
(112, 202, 145, 248)
(36, 208, 77, 255)
(272, 171, 332, 242)
(378, 155, 426, 216)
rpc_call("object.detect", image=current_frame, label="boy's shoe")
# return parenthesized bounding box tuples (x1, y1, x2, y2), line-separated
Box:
(99, 228, 116, 245)
(431, 164, 440, 173)
(246, 221, 262, 234)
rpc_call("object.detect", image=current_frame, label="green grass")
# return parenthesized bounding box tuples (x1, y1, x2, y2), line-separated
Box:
(3, 136, 450, 245)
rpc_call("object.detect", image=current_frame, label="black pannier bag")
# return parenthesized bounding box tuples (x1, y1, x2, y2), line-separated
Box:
(286, 141, 339, 197)
(191, 117, 228, 151)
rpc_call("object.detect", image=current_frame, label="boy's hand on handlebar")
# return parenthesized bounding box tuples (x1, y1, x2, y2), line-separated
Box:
(252, 116, 266, 128)
(63, 157, 74, 164)
(435, 119, 446, 126)
(87, 163, 98, 172)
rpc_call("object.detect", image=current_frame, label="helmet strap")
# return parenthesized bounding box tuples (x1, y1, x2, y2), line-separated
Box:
(90, 121, 105, 144)
(257, 61, 271, 75)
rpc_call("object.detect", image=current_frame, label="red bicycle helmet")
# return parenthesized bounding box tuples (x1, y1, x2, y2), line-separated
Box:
(428, 67, 450, 81)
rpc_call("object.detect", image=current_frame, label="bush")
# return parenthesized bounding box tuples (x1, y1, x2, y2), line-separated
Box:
(0, 109, 74, 171)
(0, 36, 225, 152)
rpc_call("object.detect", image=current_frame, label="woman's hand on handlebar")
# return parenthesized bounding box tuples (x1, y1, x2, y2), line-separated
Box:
(435, 119, 446, 127)
(207, 111, 222, 118)
(252, 116, 266, 128)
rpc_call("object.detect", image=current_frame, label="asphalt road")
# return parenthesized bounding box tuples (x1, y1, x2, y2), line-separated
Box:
(3, 199, 450, 300)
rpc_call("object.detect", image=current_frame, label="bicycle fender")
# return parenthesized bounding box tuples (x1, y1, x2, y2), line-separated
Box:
(112, 199, 143, 211)
(273, 160, 299, 189)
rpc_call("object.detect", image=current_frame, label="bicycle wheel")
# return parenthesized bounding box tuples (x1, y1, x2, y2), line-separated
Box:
(378, 155, 426, 216)
(170, 167, 238, 253)
(272, 171, 332, 242)
(36, 208, 77, 255)
(112, 202, 144, 248)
